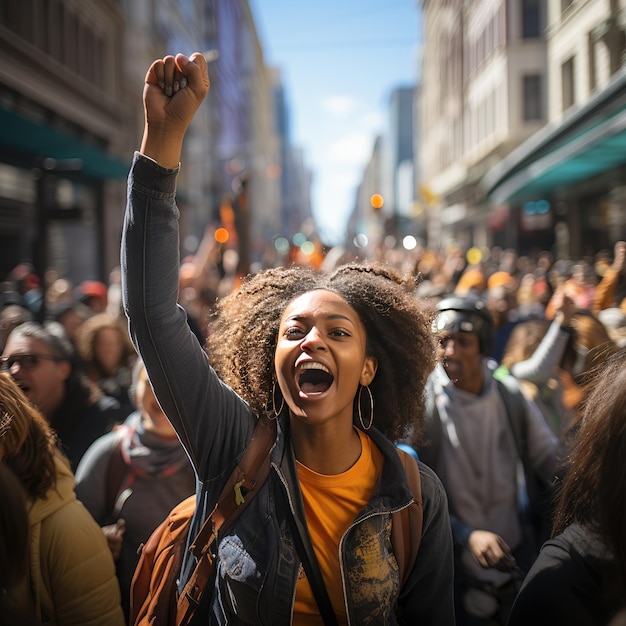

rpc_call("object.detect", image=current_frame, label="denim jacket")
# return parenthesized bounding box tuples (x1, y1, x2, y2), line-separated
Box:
(121, 152, 455, 625)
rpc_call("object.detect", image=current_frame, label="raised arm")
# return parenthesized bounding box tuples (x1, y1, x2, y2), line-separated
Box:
(510, 293, 575, 384)
(121, 54, 253, 480)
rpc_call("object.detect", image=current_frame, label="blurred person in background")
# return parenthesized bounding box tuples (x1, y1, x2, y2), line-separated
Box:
(75, 279, 109, 314)
(0, 372, 124, 626)
(512, 273, 548, 321)
(1, 322, 127, 468)
(593, 240, 626, 316)
(484, 284, 520, 364)
(9, 263, 43, 318)
(552, 312, 618, 482)
(508, 348, 626, 625)
(1, 303, 33, 353)
(498, 292, 577, 436)
(75, 312, 137, 416)
(75, 359, 195, 621)
(419, 294, 558, 626)
(556, 312, 616, 414)
(47, 299, 91, 346)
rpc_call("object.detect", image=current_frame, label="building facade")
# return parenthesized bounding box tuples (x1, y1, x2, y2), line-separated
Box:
(0, 0, 131, 285)
(484, 0, 626, 258)
(420, 0, 548, 252)
(420, 0, 626, 258)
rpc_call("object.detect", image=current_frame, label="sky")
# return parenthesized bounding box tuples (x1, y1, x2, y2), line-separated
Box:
(248, 1, 423, 245)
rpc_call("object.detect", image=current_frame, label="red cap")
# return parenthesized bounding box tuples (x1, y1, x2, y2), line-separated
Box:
(79, 280, 108, 301)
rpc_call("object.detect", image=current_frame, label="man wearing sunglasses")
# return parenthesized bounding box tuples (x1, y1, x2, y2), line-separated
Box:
(2, 322, 128, 468)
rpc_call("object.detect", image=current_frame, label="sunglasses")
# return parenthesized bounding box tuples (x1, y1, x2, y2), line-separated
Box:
(0, 353, 60, 372)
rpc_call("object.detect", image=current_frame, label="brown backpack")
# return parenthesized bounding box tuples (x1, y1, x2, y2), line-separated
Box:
(130, 422, 422, 626)
(130, 493, 196, 626)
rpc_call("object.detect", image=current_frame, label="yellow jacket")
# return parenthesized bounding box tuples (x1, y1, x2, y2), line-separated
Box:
(9, 451, 125, 626)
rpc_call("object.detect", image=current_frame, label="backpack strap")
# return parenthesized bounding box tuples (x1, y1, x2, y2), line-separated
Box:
(176, 416, 277, 626)
(130, 495, 196, 626)
(392, 448, 423, 589)
(105, 426, 131, 521)
(494, 376, 528, 467)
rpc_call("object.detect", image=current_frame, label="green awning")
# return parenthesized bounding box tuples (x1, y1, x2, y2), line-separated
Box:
(484, 70, 626, 205)
(0, 105, 130, 180)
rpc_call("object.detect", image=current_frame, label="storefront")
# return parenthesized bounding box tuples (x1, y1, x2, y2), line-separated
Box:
(0, 105, 129, 284)
(483, 69, 626, 258)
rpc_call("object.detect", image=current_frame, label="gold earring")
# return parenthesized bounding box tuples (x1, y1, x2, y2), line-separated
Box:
(357, 384, 374, 430)
(270, 381, 284, 420)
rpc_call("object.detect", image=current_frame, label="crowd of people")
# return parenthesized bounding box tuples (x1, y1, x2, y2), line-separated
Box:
(1, 49, 626, 625)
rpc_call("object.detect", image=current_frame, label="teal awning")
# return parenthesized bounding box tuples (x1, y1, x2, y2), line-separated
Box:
(484, 69, 626, 205)
(0, 105, 130, 180)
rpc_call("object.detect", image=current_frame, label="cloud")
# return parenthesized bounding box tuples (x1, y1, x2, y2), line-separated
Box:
(327, 132, 374, 165)
(320, 95, 357, 117)
(360, 109, 385, 131)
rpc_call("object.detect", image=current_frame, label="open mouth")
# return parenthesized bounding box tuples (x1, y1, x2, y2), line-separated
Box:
(297, 362, 334, 395)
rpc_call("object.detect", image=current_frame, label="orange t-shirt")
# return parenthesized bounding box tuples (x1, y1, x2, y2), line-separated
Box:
(292, 429, 384, 625)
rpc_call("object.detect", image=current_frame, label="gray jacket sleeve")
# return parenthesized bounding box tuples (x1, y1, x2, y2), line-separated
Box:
(510, 319, 570, 383)
(121, 153, 255, 481)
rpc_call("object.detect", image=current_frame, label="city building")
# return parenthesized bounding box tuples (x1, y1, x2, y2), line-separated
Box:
(420, 0, 626, 258)
(484, 0, 626, 257)
(420, 0, 548, 253)
(0, 0, 132, 287)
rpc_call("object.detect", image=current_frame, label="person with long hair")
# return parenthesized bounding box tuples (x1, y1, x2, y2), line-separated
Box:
(0, 372, 124, 625)
(121, 52, 455, 624)
(507, 348, 626, 625)
(74, 312, 137, 415)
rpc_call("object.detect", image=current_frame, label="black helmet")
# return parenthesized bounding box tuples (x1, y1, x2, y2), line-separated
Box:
(433, 294, 494, 355)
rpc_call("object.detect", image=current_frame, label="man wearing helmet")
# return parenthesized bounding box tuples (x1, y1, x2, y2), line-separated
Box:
(418, 294, 558, 626)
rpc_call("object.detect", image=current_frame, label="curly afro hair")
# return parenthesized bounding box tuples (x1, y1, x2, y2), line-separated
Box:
(206, 262, 436, 443)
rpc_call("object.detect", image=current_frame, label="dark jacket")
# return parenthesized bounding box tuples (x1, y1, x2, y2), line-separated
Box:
(508, 523, 625, 626)
(51, 378, 127, 469)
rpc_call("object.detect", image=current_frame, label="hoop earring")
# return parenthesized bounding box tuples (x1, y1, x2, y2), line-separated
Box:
(357, 384, 374, 430)
(270, 381, 284, 420)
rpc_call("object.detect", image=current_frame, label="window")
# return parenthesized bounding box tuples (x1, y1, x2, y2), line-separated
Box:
(523, 75, 543, 120)
(522, 0, 541, 39)
(561, 57, 575, 111)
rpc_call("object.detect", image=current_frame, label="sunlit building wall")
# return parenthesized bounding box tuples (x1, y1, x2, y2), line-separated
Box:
(420, 0, 548, 250)
(547, 0, 626, 123)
